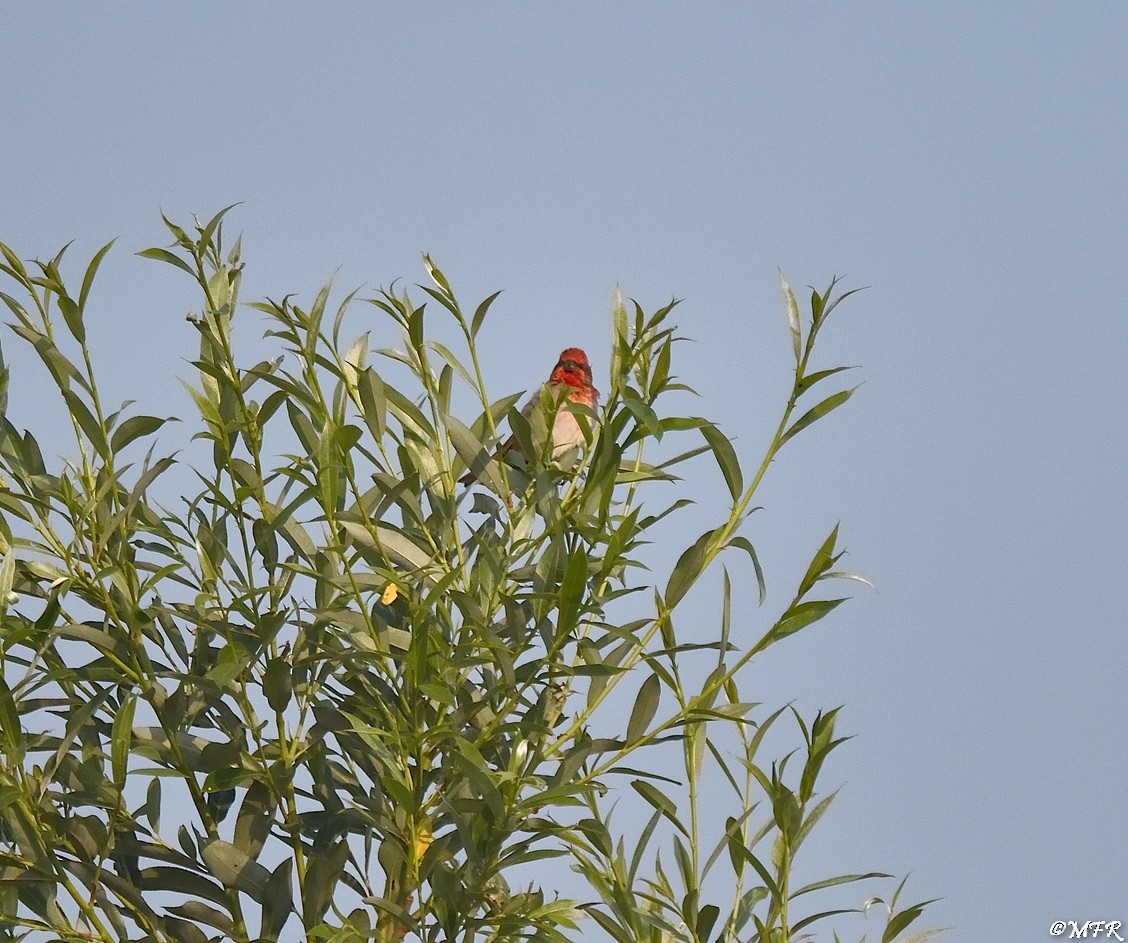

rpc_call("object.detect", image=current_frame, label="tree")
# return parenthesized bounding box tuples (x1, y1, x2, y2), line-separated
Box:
(0, 209, 940, 942)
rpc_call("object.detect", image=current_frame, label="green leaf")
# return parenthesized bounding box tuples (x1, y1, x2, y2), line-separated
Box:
(621, 389, 662, 440)
(60, 388, 108, 458)
(79, 239, 116, 314)
(444, 413, 487, 477)
(164, 916, 210, 943)
(665, 528, 715, 608)
(792, 871, 891, 899)
(263, 658, 293, 713)
(470, 289, 503, 337)
(422, 254, 452, 295)
(726, 535, 767, 605)
(0, 553, 14, 607)
(111, 694, 136, 786)
(695, 904, 720, 942)
(0, 675, 23, 760)
(625, 674, 661, 744)
(779, 387, 856, 447)
(700, 421, 742, 502)
(110, 415, 169, 454)
(137, 247, 196, 277)
(260, 859, 294, 942)
(302, 838, 350, 926)
(137, 867, 228, 907)
(798, 525, 841, 598)
(144, 778, 161, 832)
(339, 520, 431, 569)
(556, 543, 589, 640)
(791, 908, 862, 934)
(630, 780, 687, 837)
(773, 598, 847, 640)
(199, 203, 242, 248)
(201, 839, 272, 901)
(58, 293, 84, 345)
(883, 900, 941, 943)
(357, 367, 387, 440)
(234, 781, 275, 860)
(797, 365, 856, 396)
(166, 901, 234, 936)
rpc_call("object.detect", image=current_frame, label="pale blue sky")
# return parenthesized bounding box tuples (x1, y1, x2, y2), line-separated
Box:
(4, 5, 1127, 940)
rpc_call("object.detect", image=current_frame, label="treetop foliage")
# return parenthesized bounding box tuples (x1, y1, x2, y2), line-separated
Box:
(0, 208, 940, 943)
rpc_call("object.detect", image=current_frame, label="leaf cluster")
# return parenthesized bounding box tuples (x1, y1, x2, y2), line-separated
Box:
(0, 214, 940, 943)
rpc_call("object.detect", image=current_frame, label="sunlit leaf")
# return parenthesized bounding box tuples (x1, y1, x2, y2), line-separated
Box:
(780, 387, 857, 447)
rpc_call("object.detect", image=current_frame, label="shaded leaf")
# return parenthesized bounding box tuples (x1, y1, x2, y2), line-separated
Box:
(111, 414, 169, 454)
(665, 529, 715, 608)
(625, 674, 661, 744)
(201, 839, 271, 902)
(111, 695, 135, 786)
(137, 247, 196, 277)
(701, 421, 742, 502)
(727, 535, 767, 605)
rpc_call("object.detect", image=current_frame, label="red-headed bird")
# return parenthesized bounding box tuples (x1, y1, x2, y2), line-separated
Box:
(460, 347, 599, 485)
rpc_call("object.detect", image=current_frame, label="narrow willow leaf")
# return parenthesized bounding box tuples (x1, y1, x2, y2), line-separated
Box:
(798, 525, 840, 598)
(696, 904, 720, 942)
(883, 900, 942, 943)
(79, 239, 116, 314)
(792, 871, 891, 899)
(779, 387, 856, 447)
(111, 695, 136, 786)
(144, 778, 161, 832)
(726, 536, 767, 605)
(779, 270, 802, 363)
(166, 902, 234, 936)
(625, 674, 661, 744)
(824, 569, 876, 591)
(60, 388, 108, 458)
(201, 839, 272, 901)
(797, 365, 856, 396)
(772, 598, 848, 640)
(422, 254, 452, 294)
(665, 528, 714, 608)
(444, 413, 487, 476)
(135, 867, 228, 907)
(0, 553, 14, 605)
(234, 781, 275, 860)
(700, 422, 742, 502)
(302, 838, 350, 925)
(110, 415, 169, 454)
(199, 203, 242, 247)
(164, 917, 209, 943)
(137, 247, 196, 277)
(630, 780, 688, 837)
(339, 520, 431, 569)
(263, 658, 293, 713)
(260, 859, 294, 942)
(470, 289, 503, 338)
(791, 908, 862, 935)
(58, 293, 85, 345)
(0, 676, 22, 760)
(556, 543, 589, 640)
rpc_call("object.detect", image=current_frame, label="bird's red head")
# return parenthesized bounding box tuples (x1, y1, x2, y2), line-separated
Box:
(551, 347, 595, 394)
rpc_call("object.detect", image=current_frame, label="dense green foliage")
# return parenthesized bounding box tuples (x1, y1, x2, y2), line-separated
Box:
(0, 209, 939, 942)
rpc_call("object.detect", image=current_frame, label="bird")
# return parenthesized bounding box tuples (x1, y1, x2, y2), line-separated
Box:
(460, 347, 599, 485)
